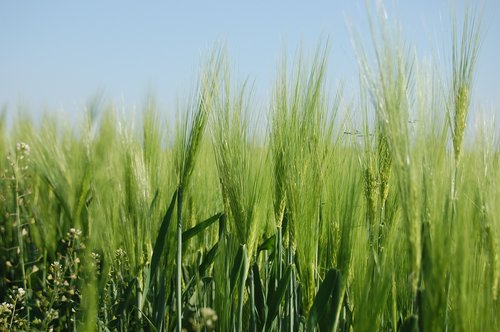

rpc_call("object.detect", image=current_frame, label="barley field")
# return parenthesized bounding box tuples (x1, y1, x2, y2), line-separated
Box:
(1, 8, 499, 332)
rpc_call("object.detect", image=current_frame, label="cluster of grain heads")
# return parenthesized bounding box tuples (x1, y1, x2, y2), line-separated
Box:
(352, 4, 490, 331)
(211, 66, 263, 256)
(408, 59, 453, 331)
(270, 44, 332, 322)
(449, 7, 481, 168)
(443, 7, 484, 331)
(210, 58, 266, 331)
(355, 2, 426, 328)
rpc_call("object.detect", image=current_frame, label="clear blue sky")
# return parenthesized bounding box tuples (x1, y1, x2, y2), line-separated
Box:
(1, 1, 499, 121)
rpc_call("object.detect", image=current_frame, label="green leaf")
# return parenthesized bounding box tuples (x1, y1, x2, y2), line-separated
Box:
(143, 188, 177, 304)
(153, 269, 168, 331)
(150, 189, 177, 279)
(218, 213, 227, 239)
(257, 234, 276, 253)
(265, 263, 293, 331)
(266, 267, 277, 307)
(230, 245, 245, 296)
(307, 268, 343, 331)
(252, 263, 266, 329)
(199, 242, 219, 276)
(182, 212, 223, 243)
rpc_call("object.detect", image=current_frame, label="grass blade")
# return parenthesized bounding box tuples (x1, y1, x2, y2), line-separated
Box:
(265, 263, 293, 331)
(257, 234, 276, 253)
(182, 212, 223, 243)
(307, 268, 343, 331)
(199, 242, 220, 276)
(252, 263, 266, 330)
(230, 244, 245, 296)
(144, 188, 177, 300)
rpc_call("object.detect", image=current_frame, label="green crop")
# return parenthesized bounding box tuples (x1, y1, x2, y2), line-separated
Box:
(0, 5, 497, 332)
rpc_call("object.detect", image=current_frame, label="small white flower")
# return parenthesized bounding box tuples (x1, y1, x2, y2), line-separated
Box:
(15, 142, 31, 157)
(0, 302, 14, 315)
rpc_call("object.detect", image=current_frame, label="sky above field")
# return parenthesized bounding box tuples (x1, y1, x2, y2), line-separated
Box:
(1, 1, 499, 123)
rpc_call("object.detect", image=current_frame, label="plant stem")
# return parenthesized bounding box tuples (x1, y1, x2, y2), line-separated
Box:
(277, 226, 283, 331)
(288, 241, 294, 332)
(176, 185, 184, 331)
(237, 245, 249, 332)
(249, 260, 256, 332)
(13, 160, 29, 326)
